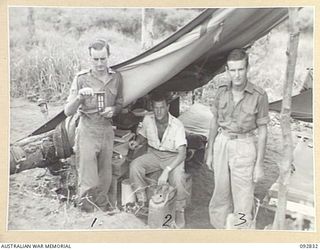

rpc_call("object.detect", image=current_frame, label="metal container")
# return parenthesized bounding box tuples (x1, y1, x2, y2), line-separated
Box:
(147, 185, 177, 229)
(121, 179, 136, 206)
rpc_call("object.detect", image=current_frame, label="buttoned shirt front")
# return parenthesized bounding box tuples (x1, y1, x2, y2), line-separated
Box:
(139, 113, 187, 153)
(212, 81, 269, 133)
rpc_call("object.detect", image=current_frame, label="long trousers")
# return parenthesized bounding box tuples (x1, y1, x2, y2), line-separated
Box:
(209, 132, 257, 229)
(129, 147, 188, 211)
(75, 117, 114, 197)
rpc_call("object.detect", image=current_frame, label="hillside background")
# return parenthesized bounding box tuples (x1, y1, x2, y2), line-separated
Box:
(9, 7, 313, 104)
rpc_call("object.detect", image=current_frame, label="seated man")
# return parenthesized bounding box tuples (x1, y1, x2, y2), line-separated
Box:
(129, 91, 188, 228)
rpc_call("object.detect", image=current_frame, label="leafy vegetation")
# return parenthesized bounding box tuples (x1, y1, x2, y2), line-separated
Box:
(9, 7, 313, 104)
(9, 7, 201, 102)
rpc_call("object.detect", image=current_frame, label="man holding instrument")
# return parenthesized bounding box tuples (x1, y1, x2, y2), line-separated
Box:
(64, 37, 123, 211)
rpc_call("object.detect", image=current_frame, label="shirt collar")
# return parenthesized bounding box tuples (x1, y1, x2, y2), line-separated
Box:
(244, 81, 254, 94)
(89, 67, 113, 76)
(226, 80, 254, 94)
(89, 68, 115, 84)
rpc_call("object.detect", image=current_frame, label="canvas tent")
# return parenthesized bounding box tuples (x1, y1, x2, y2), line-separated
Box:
(30, 7, 312, 136)
(269, 88, 312, 122)
(12, 8, 313, 230)
(113, 8, 288, 104)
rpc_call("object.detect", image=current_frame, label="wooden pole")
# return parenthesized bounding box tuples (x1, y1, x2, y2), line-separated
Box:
(272, 8, 300, 230)
(141, 8, 154, 51)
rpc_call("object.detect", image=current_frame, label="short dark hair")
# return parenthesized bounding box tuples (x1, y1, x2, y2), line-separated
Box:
(150, 91, 170, 105)
(88, 37, 110, 56)
(226, 48, 249, 67)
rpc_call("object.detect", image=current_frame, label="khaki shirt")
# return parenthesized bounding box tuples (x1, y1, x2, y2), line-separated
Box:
(139, 113, 187, 153)
(212, 81, 269, 133)
(66, 69, 123, 125)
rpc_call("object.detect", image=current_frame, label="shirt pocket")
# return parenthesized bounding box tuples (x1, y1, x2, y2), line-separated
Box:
(146, 126, 158, 148)
(217, 98, 228, 119)
(164, 137, 175, 151)
(105, 85, 117, 106)
(240, 103, 257, 131)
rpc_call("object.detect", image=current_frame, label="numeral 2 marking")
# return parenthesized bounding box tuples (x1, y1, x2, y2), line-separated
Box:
(162, 214, 172, 227)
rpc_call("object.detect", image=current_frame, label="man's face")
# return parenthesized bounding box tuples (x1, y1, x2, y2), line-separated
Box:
(226, 59, 248, 88)
(152, 100, 169, 122)
(90, 47, 109, 73)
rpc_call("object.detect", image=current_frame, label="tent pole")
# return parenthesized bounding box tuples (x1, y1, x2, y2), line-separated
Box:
(141, 8, 154, 51)
(272, 8, 300, 230)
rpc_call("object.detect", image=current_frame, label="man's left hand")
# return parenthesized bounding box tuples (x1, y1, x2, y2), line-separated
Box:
(101, 107, 114, 118)
(158, 169, 170, 185)
(253, 163, 264, 183)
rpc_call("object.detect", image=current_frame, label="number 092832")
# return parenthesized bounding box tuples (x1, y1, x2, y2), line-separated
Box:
(300, 244, 318, 248)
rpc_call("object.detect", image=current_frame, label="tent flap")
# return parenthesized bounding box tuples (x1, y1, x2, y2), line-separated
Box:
(269, 89, 313, 122)
(114, 8, 289, 105)
(29, 8, 314, 136)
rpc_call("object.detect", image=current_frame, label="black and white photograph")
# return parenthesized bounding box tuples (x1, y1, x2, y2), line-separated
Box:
(7, 6, 314, 232)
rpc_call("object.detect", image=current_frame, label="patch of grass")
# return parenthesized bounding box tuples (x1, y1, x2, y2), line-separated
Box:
(9, 7, 201, 102)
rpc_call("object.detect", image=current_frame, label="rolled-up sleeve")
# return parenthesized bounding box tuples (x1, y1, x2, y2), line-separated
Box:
(64, 76, 80, 116)
(256, 92, 270, 126)
(210, 87, 223, 118)
(175, 123, 187, 148)
(138, 116, 148, 138)
(66, 76, 79, 104)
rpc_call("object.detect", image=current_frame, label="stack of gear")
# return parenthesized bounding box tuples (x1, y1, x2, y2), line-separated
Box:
(10, 136, 58, 175)
(178, 103, 212, 172)
(185, 133, 207, 173)
(178, 103, 213, 138)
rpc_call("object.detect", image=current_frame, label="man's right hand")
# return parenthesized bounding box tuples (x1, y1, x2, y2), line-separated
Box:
(78, 87, 94, 99)
(128, 140, 139, 150)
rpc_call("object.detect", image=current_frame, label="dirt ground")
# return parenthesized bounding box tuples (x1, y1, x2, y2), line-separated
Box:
(8, 98, 313, 230)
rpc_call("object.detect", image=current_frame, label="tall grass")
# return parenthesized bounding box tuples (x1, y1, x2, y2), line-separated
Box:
(10, 29, 141, 102)
(10, 35, 81, 102)
(9, 7, 200, 102)
(9, 7, 313, 104)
